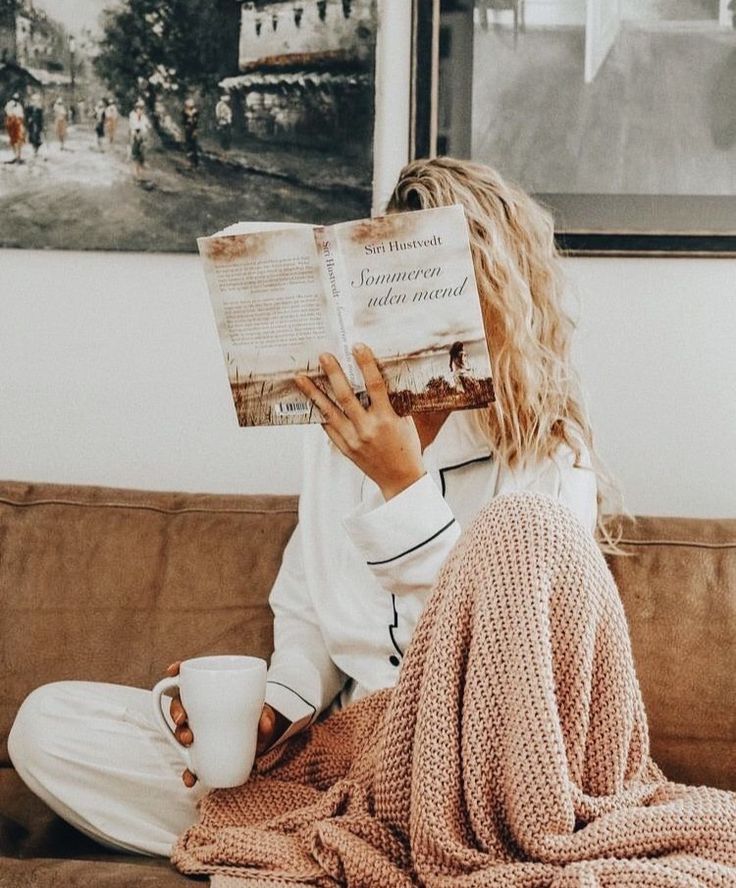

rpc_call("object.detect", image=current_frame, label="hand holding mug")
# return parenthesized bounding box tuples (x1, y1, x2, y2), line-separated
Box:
(151, 655, 267, 789)
(165, 661, 281, 787)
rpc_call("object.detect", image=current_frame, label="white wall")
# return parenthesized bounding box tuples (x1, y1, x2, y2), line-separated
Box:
(568, 256, 736, 518)
(1, 248, 734, 517)
(0, 249, 305, 495)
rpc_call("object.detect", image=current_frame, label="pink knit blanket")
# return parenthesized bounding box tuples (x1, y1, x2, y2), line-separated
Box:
(172, 493, 736, 887)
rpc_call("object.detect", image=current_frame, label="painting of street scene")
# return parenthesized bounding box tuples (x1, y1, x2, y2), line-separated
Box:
(0, 0, 376, 251)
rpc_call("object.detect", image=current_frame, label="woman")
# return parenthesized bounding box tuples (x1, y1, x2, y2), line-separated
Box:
(104, 99, 119, 145)
(52, 97, 67, 150)
(128, 98, 151, 179)
(4, 93, 26, 163)
(448, 339, 478, 392)
(10, 158, 610, 854)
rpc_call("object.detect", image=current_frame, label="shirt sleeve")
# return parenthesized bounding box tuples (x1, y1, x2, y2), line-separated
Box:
(341, 440, 597, 603)
(265, 519, 347, 746)
(342, 471, 461, 599)
(494, 441, 598, 534)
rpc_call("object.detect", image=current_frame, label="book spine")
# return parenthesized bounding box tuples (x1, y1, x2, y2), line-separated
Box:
(314, 227, 360, 389)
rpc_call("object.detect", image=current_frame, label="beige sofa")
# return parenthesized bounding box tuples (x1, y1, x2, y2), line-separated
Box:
(0, 479, 734, 886)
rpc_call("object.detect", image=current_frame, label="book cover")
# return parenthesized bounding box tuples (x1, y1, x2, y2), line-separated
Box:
(198, 205, 494, 426)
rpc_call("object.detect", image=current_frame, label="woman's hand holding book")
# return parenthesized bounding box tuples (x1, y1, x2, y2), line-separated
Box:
(294, 344, 426, 501)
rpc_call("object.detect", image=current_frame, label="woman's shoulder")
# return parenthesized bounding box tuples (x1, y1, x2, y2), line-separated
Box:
(551, 432, 593, 471)
(494, 429, 597, 531)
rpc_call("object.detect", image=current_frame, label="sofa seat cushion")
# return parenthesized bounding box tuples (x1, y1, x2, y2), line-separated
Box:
(0, 857, 199, 887)
(0, 768, 195, 885)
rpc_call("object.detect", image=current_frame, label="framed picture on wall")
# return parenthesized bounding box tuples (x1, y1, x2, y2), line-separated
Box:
(415, 0, 736, 256)
(0, 0, 377, 252)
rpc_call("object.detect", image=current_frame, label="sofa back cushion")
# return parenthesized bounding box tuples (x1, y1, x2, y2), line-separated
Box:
(609, 515, 736, 791)
(0, 481, 298, 766)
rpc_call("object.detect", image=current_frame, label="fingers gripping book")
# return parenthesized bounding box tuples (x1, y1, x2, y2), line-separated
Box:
(198, 205, 494, 426)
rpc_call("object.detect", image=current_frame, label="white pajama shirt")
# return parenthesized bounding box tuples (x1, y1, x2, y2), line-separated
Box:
(265, 408, 597, 744)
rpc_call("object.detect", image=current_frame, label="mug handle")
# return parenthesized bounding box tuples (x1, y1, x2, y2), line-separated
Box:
(150, 675, 194, 774)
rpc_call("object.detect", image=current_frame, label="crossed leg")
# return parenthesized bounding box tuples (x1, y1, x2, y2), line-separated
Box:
(8, 680, 207, 856)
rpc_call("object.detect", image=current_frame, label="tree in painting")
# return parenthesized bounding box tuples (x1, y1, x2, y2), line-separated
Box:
(94, 0, 240, 114)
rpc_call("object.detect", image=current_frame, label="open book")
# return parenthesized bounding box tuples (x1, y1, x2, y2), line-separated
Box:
(198, 205, 494, 426)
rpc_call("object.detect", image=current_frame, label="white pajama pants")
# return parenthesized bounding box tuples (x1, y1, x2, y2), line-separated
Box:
(7, 681, 209, 857)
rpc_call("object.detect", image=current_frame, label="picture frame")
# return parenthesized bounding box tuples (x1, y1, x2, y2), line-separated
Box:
(413, 0, 736, 257)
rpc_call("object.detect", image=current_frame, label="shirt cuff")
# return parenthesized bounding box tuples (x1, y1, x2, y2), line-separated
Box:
(342, 472, 456, 567)
(264, 679, 316, 747)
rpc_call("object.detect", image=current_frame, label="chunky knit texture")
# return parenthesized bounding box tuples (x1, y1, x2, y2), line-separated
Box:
(172, 493, 736, 887)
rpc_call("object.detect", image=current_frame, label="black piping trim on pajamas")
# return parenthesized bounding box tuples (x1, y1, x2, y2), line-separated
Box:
(266, 680, 317, 718)
(439, 455, 492, 496)
(389, 594, 403, 665)
(366, 518, 456, 566)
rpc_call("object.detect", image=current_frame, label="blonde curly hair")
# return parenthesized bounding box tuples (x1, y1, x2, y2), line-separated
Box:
(386, 156, 622, 547)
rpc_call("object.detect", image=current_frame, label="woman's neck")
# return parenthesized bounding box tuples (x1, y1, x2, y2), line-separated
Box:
(414, 410, 452, 453)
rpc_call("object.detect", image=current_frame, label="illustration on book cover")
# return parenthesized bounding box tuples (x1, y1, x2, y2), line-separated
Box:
(198, 205, 495, 426)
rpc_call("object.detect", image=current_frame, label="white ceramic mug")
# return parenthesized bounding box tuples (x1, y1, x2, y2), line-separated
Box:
(151, 655, 267, 788)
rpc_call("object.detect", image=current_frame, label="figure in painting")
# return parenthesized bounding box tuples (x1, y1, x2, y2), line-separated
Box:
(94, 99, 106, 149)
(182, 97, 200, 169)
(53, 97, 68, 150)
(105, 99, 119, 145)
(128, 98, 151, 179)
(215, 93, 233, 150)
(4, 93, 26, 163)
(26, 92, 44, 157)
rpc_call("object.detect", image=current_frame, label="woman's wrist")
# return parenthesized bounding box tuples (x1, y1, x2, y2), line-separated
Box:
(379, 468, 426, 502)
(257, 703, 292, 756)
